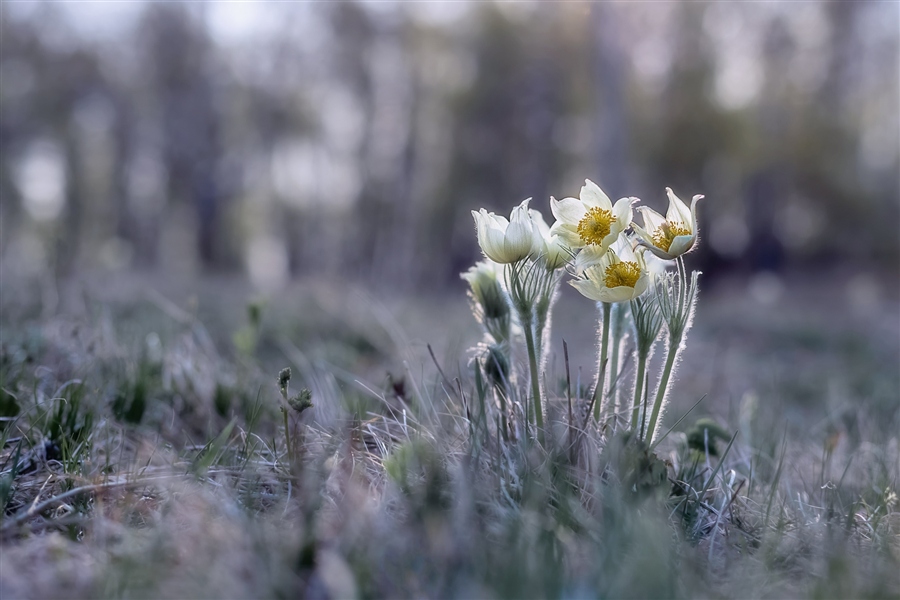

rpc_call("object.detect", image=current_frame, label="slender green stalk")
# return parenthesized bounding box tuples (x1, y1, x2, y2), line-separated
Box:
(639, 370, 650, 441)
(646, 342, 679, 444)
(647, 256, 697, 445)
(282, 407, 293, 471)
(522, 315, 545, 443)
(592, 302, 611, 421)
(608, 303, 623, 419)
(631, 353, 647, 429)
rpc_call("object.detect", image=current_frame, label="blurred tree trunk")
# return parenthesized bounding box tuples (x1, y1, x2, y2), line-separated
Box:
(110, 95, 143, 264)
(57, 118, 83, 277)
(590, 3, 629, 196)
(517, 4, 558, 210)
(325, 2, 379, 283)
(0, 151, 20, 259)
(145, 4, 229, 271)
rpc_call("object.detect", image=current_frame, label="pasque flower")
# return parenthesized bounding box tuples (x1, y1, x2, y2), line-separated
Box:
(632, 188, 704, 260)
(472, 199, 540, 264)
(549, 179, 635, 252)
(529, 208, 570, 271)
(570, 236, 650, 304)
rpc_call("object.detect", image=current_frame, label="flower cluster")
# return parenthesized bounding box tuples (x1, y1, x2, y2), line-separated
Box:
(471, 180, 703, 305)
(465, 178, 704, 446)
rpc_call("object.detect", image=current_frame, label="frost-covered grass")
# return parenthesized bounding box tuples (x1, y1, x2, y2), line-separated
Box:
(1, 274, 898, 599)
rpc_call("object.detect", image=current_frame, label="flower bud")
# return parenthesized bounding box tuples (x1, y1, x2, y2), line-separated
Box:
(277, 367, 291, 399)
(462, 261, 509, 321)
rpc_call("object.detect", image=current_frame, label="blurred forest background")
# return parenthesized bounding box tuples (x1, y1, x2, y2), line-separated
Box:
(1, 0, 898, 293)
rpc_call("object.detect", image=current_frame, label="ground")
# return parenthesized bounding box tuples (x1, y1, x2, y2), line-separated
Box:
(1, 267, 898, 598)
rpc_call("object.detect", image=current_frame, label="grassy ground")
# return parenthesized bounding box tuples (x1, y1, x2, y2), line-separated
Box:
(1, 270, 898, 599)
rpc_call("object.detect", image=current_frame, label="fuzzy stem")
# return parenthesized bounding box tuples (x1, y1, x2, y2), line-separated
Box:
(631, 352, 647, 430)
(639, 370, 650, 441)
(592, 302, 612, 421)
(282, 407, 293, 470)
(608, 303, 623, 420)
(522, 315, 545, 444)
(647, 256, 690, 444)
(677, 256, 688, 313)
(647, 337, 679, 445)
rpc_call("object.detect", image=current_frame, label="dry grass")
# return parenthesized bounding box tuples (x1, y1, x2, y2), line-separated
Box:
(1, 271, 898, 599)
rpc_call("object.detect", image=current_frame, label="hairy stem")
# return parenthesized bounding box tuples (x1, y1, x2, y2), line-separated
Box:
(608, 303, 623, 420)
(647, 339, 679, 445)
(522, 314, 545, 443)
(631, 352, 647, 430)
(282, 407, 293, 471)
(593, 302, 611, 422)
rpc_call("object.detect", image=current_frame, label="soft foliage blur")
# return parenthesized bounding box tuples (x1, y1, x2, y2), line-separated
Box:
(1, 1, 897, 291)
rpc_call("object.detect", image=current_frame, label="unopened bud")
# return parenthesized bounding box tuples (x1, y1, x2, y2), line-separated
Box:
(277, 367, 292, 398)
(462, 261, 509, 320)
(483, 343, 510, 390)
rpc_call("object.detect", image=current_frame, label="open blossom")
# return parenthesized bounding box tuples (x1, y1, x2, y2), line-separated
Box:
(633, 188, 704, 260)
(529, 208, 570, 270)
(570, 236, 650, 303)
(472, 199, 540, 264)
(549, 179, 635, 252)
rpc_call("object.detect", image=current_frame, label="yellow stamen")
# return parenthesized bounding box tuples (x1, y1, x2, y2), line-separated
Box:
(576, 207, 616, 246)
(604, 260, 642, 288)
(650, 222, 692, 252)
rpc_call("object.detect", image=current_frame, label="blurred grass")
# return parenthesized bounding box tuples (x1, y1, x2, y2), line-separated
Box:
(0, 270, 897, 598)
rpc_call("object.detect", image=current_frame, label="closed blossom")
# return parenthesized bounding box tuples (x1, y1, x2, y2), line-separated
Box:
(472, 199, 541, 264)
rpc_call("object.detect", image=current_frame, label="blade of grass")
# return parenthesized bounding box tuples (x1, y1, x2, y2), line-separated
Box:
(696, 430, 739, 507)
(193, 418, 237, 475)
(765, 428, 789, 530)
(649, 394, 707, 451)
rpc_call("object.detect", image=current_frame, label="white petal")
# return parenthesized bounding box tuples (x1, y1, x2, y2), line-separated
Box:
(631, 223, 656, 248)
(510, 199, 532, 225)
(612, 196, 636, 228)
(482, 225, 509, 262)
(689, 194, 703, 230)
(600, 231, 621, 253)
(642, 244, 677, 261)
(665, 188, 693, 228)
(637, 206, 666, 232)
(472, 209, 484, 233)
(632, 272, 650, 297)
(601, 271, 649, 303)
(574, 245, 608, 274)
(570, 278, 604, 302)
(473, 210, 490, 251)
(550, 196, 587, 225)
(486, 211, 509, 232)
(580, 179, 612, 210)
(505, 220, 535, 260)
(529, 208, 551, 237)
(544, 235, 569, 270)
(551, 224, 584, 248)
(668, 234, 695, 256)
(598, 286, 635, 304)
(611, 235, 637, 262)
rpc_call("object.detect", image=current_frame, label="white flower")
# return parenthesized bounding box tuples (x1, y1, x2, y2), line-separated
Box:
(472, 199, 541, 264)
(549, 179, 635, 252)
(570, 236, 650, 304)
(632, 188, 704, 260)
(529, 208, 570, 270)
